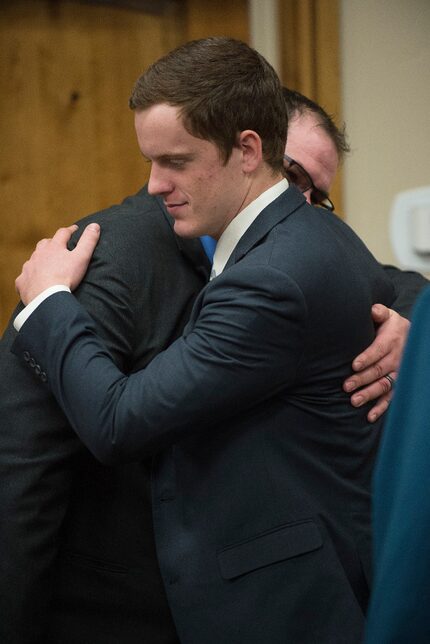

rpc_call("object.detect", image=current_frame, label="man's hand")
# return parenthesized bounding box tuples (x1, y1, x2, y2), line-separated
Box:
(343, 303, 410, 423)
(15, 224, 100, 305)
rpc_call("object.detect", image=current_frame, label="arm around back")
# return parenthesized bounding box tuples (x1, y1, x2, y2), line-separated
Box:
(12, 263, 307, 464)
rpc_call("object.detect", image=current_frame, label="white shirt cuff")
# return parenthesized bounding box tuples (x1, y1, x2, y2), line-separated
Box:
(14, 285, 71, 331)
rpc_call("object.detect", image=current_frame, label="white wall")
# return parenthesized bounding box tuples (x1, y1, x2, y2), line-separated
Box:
(340, 0, 430, 266)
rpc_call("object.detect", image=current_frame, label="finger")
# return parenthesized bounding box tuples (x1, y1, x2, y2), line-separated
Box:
(349, 372, 396, 407)
(345, 345, 401, 390)
(367, 392, 393, 423)
(344, 359, 389, 392)
(351, 339, 387, 373)
(35, 238, 50, 250)
(73, 223, 100, 262)
(51, 225, 79, 245)
(371, 303, 391, 324)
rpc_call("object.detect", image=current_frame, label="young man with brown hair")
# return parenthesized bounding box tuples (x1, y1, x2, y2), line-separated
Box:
(13, 38, 402, 643)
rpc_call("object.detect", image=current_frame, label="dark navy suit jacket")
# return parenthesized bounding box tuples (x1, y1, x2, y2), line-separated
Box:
(13, 185, 399, 643)
(0, 186, 209, 644)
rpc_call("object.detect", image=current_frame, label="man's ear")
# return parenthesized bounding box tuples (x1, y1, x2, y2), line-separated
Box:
(238, 130, 263, 173)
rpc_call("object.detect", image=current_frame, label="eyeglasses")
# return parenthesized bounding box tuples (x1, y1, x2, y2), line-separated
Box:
(283, 154, 335, 212)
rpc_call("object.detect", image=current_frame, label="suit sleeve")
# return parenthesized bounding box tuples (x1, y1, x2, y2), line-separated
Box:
(0, 223, 138, 643)
(12, 263, 307, 465)
(382, 264, 429, 318)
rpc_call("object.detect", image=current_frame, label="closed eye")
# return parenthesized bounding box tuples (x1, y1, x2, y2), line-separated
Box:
(166, 158, 186, 168)
(158, 154, 194, 169)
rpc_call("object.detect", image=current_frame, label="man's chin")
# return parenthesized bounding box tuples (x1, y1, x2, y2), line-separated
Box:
(173, 221, 203, 239)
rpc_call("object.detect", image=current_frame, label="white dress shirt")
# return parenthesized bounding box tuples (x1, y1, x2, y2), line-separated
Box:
(14, 285, 71, 331)
(211, 178, 288, 279)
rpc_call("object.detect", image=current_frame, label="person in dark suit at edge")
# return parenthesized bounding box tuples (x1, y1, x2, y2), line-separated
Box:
(0, 188, 206, 644)
(0, 54, 426, 644)
(10, 37, 424, 643)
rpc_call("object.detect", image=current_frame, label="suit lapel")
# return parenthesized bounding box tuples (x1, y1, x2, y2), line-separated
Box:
(225, 185, 306, 270)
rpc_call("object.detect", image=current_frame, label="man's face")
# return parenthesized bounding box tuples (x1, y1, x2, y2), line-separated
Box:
(285, 112, 339, 204)
(134, 104, 251, 240)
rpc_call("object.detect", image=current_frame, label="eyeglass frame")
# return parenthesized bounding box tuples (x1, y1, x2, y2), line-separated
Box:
(283, 154, 335, 212)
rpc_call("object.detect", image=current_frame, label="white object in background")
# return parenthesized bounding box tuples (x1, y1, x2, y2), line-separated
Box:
(390, 186, 430, 271)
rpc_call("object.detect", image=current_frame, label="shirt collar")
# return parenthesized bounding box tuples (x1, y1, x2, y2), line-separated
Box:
(211, 178, 288, 279)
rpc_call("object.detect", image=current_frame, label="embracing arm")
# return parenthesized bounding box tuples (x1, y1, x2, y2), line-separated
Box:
(343, 265, 428, 422)
(13, 265, 306, 464)
(343, 304, 409, 421)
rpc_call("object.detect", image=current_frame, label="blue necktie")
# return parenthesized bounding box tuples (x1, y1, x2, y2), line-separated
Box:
(200, 236, 217, 262)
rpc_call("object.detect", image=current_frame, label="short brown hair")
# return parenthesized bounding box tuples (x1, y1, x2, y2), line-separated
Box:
(129, 38, 287, 172)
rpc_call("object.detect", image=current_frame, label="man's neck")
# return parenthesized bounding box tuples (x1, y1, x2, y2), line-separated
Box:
(215, 170, 285, 241)
(240, 171, 285, 213)
(210, 177, 289, 279)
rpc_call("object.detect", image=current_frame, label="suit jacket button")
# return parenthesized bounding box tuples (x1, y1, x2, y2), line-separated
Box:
(23, 351, 30, 362)
(34, 364, 41, 376)
(40, 372, 47, 382)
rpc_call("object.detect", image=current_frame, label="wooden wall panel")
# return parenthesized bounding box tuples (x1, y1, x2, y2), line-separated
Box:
(0, 1, 185, 330)
(0, 0, 249, 332)
(0, 2, 184, 241)
(280, 0, 315, 96)
(185, 0, 248, 42)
